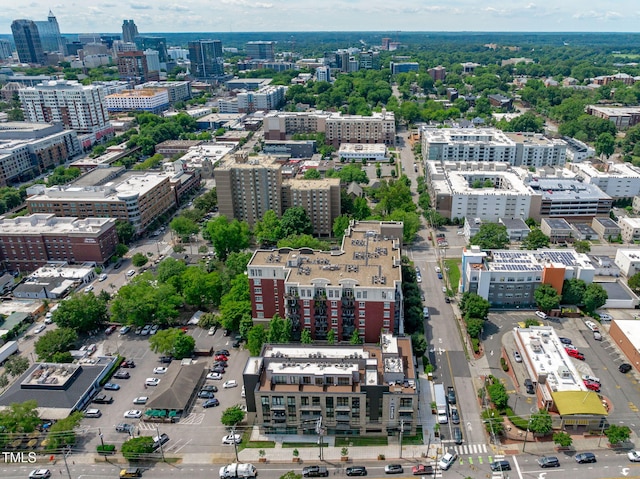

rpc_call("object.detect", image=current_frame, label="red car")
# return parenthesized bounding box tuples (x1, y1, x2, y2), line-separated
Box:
(412, 465, 434, 475)
(214, 355, 228, 362)
(105, 325, 117, 335)
(584, 380, 600, 392)
(120, 360, 136, 368)
(566, 348, 585, 360)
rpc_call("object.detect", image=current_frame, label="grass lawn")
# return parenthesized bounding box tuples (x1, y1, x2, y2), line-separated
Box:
(402, 428, 424, 445)
(242, 440, 276, 450)
(282, 441, 325, 448)
(334, 436, 388, 447)
(445, 258, 461, 294)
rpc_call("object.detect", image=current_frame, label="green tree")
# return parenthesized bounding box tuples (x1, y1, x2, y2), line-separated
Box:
(482, 408, 505, 436)
(193, 188, 217, 212)
(534, 284, 561, 312)
(115, 243, 129, 258)
(280, 472, 303, 479)
(595, 132, 615, 159)
(411, 333, 427, 357)
(121, 436, 155, 461)
(53, 292, 108, 332)
(221, 405, 246, 426)
(327, 329, 336, 345)
(131, 252, 148, 267)
(267, 314, 291, 344)
(181, 267, 223, 308)
(0, 400, 40, 437)
(628, 271, 640, 292)
(277, 234, 329, 250)
(149, 328, 195, 359)
(487, 381, 509, 411)
(303, 169, 321, 179)
(247, 324, 266, 356)
(460, 292, 490, 319)
(110, 275, 183, 326)
(583, 283, 608, 313)
(300, 329, 312, 344)
(332, 215, 351, 239)
(156, 257, 187, 285)
(561, 278, 587, 305)
(552, 431, 573, 448)
(219, 275, 251, 332)
(350, 330, 362, 345)
(352, 197, 371, 220)
(173, 332, 196, 359)
(253, 209, 282, 245)
(605, 424, 631, 446)
(225, 252, 253, 277)
(522, 229, 550, 250)
(206, 216, 251, 261)
(35, 328, 78, 361)
(280, 206, 314, 237)
(466, 318, 485, 338)
(46, 411, 83, 451)
(170, 216, 200, 241)
(326, 164, 369, 184)
(470, 223, 510, 249)
(4, 356, 29, 377)
(529, 409, 553, 435)
(115, 220, 136, 244)
(573, 240, 591, 254)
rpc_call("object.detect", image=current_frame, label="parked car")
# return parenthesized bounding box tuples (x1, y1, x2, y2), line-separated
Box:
(203, 398, 220, 408)
(538, 456, 560, 468)
(99, 273, 108, 282)
(241, 386, 246, 398)
(582, 375, 600, 384)
(159, 356, 173, 363)
(566, 348, 585, 360)
(215, 355, 228, 361)
(346, 466, 368, 476)
(384, 464, 403, 474)
(121, 360, 136, 368)
(222, 434, 242, 445)
(124, 410, 142, 418)
(84, 285, 94, 293)
(593, 331, 603, 341)
(120, 325, 131, 335)
(84, 409, 102, 418)
(513, 351, 522, 362)
(92, 394, 113, 404)
(437, 273, 443, 279)
(201, 385, 218, 392)
(134, 326, 143, 335)
(450, 406, 460, 424)
(198, 390, 215, 399)
(215, 350, 230, 356)
(223, 380, 238, 388)
(208, 327, 216, 336)
(133, 397, 148, 405)
(524, 378, 535, 394)
(34, 324, 46, 334)
(411, 465, 432, 475)
(153, 367, 168, 374)
(447, 386, 456, 405)
(140, 325, 151, 335)
(145, 377, 160, 386)
(438, 451, 458, 471)
(599, 313, 613, 321)
(490, 460, 511, 471)
(104, 383, 120, 391)
(150, 325, 159, 335)
(207, 372, 223, 380)
(113, 371, 130, 379)
(213, 361, 228, 368)
(444, 297, 451, 303)
(535, 311, 548, 319)
(453, 427, 463, 445)
(628, 450, 640, 462)
(28, 469, 51, 479)
(126, 269, 135, 277)
(115, 423, 133, 433)
(584, 380, 600, 392)
(575, 452, 597, 464)
(620, 363, 633, 373)
(559, 337, 572, 345)
(303, 466, 329, 477)
(211, 366, 225, 374)
(585, 320, 599, 331)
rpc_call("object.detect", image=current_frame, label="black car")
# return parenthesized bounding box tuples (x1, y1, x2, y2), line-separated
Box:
(444, 297, 451, 303)
(232, 341, 241, 348)
(120, 360, 136, 368)
(451, 407, 460, 424)
(213, 361, 228, 368)
(346, 467, 367, 476)
(113, 370, 130, 379)
(198, 390, 215, 399)
(575, 452, 596, 464)
(538, 456, 560, 468)
(159, 356, 173, 363)
(223, 329, 231, 337)
(620, 363, 633, 373)
(201, 385, 218, 392)
(490, 460, 511, 472)
(559, 337, 572, 345)
(92, 394, 113, 404)
(302, 466, 328, 478)
(453, 427, 463, 445)
(203, 398, 219, 408)
(211, 366, 226, 374)
(215, 350, 230, 356)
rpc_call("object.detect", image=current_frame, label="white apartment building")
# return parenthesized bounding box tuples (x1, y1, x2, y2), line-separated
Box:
(427, 161, 535, 221)
(421, 128, 567, 167)
(105, 89, 170, 114)
(563, 136, 595, 163)
(570, 161, 640, 198)
(614, 249, 640, 277)
(18, 80, 111, 136)
(137, 81, 192, 103)
(218, 85, 287, 113)
(338, 143, 387, 161)
(619, 217, 640, 243)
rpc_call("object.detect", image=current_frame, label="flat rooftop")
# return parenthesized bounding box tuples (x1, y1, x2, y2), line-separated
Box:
(422, 127, 514, 146)
(543, 218, 572, 230)
(599, 281, 635, 301)
(593, 217, 619, 228)
(285, 178, 341, 190)
(106, 89, 166, 98)
(178, 143, 236, 165)
(621, 217, 640, 228)
(514, 327, 587, 393)
(572, 161, 640, 179)
(611, 320, 640, 352)
(531, 178, 610, 201)
(0, 214, 114, 235)
(428, 161, 533, 196)
(588, 105, 640, 115)
(338, 143, 387, 154)
(485, 249, 594, 273)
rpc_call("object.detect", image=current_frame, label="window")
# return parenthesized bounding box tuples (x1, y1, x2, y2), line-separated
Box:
(303, 300, 310, 307)
(359, 301, 365, 308)
(256, 304, 263, 310)
(312, 397, 320, 406)
(384, 311, 390, 318)
(254, 287, 262, 294)
(255, 296, 263, 303)
(384, 302, 390, 309)
(301, 397, 309, 406)
(359, 310, 365, 317)
(272, 396, 284, 405)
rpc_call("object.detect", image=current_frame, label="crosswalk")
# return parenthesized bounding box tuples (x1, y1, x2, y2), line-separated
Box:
(491, 454, 506, 479)
(441, 442, 488, 456)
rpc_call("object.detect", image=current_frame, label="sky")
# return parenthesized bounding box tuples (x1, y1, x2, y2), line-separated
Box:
(1, 1, 640, 34)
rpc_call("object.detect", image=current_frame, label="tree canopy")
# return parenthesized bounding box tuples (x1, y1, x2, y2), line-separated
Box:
(522, 229, 550, 250)
(470, 223, 510, 250)
(221, 405, 246, 426)
(149, 328, 195, 359)
(53, 292, 108, 332)
(583, 283, 608, 313)
(534, 284, 561, 312)
(35, 328, 78, 362)
(205, 216, 251, 261)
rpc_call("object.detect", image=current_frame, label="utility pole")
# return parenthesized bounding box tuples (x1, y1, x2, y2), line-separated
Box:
(316, 416, 324, 461)
(61, 447, 72, 479)
(231, 424, 239, 462)
(155, 425, 166, 462)
(98, 428, 106, 461)
(399, 420, 404, 459)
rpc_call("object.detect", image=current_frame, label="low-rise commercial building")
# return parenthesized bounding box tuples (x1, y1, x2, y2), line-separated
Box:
(26, 168, 176, 234)
(512, 326, 606, 428)
(338, 143, 387, 162)
(619, 217, 640, 243)
(591, 217, 621, 240)
(244, 334, 418, 436)
(105, 88, 170, 114)
(498, 217, 530, 241)
(461, 247, 595, 307)
(614, 249, 640, 277)
(571, 162, 640, 198)
(586, 105, 640, 129)
(609, 321, 640, 374)
(0, 214, 117, 274)
(540, 218, 574, 243)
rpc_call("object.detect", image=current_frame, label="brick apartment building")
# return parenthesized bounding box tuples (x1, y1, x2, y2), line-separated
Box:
(0, 214, 117, 274)
(246, 220, 404, 343)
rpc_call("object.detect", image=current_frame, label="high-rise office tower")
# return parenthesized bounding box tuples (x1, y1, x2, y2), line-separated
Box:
(11, 19, 45, 65)
(122, 20, 139, 44)
(35, 10, 64, 53)
(117, 50, 151, 84)
(246, 41, 275, 61)
(0, 40, 12, 60)
(135, 36, 168, 63)
(188, 40, 224, 80)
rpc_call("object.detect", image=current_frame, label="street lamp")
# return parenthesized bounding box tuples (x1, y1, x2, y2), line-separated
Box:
(522, 418, 533, 452)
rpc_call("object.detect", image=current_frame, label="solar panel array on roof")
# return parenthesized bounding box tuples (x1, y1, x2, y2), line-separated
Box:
(537, 251, 577, 266)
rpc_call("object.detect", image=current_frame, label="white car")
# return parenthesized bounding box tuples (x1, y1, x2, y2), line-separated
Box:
(208, 326, 216, 335)
(416, 274, 422, 283)
(438, 451, 458, 471)
(599, 313, 613, 321)
(28, 469, 51, 479)
(153, 367, 168, 374)
(513, 351, 522, 363)
(145, 377, 160, 386)
(582, 375, 601, 384)
(133, 397, 148, 405)
(206, 372, 223, 380)
(223, 380, 238, 389)
(84, 285, 94, 293)
(628, 450, 640, 462)
(585, 320, 599, 332)
(126, 269, 136, 278)
(123, 410, 142, 418)
(435, 266, 441, 273)
(442, 286, 447, 293)
(241, 386, 246, 398)
(222, 434, 242, 445)
(150, 324, 159, 335)
(98, 273, 108, 282)
(34, 324, 46, 334)
(535, 311, 548, 319)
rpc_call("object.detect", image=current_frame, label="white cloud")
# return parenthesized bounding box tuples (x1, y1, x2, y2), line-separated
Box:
(130, 3, 153, 10)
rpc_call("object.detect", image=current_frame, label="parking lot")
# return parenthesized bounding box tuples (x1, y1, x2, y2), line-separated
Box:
(80, 327, 248, 454)
(485, 311, 640, 430)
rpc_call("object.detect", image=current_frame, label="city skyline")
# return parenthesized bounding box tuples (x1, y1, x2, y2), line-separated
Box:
(0, 1, 639, 35)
